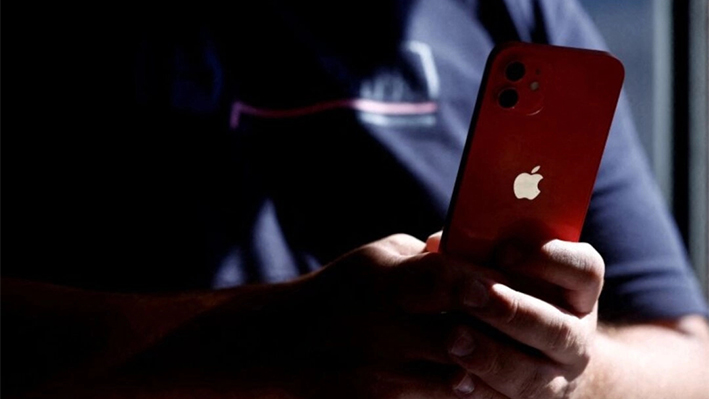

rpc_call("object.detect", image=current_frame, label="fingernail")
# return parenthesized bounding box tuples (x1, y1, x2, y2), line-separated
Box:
(454, 374, 475, 396)
(450, 330, 476, 357)
(498, 243, 524, 268)
(463, 279, 489, 308)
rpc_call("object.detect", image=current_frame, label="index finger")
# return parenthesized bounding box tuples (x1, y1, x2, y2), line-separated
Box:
(467, 281, 594, 365)
(497, 240, 605, 314)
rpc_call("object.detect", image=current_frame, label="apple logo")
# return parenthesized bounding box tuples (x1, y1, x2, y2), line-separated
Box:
(513, 166, 543, 200)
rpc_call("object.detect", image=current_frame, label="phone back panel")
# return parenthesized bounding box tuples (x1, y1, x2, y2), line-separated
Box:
(440, 42, 624, 262)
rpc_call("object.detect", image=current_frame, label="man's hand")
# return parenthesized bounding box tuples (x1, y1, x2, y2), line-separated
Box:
(252, 233, 509, 398)
(428, 232, 709, 399)
(272, 234, 603, 399)
(5, 233, 506, 398)
(429, 233, 604, 398)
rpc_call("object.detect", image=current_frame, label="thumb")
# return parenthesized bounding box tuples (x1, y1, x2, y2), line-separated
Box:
(425, 231, 443, 253)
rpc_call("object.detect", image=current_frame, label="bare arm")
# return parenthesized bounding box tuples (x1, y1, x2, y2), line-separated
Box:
(2, 277, 294, 397)
(580, 316, 709, 399)
(2, 235, 498, 399)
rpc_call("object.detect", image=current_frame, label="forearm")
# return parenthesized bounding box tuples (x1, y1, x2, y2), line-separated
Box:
(579, 316, 709, 399)
(20, 365, 304, 399)
(1, 277, 299, 396)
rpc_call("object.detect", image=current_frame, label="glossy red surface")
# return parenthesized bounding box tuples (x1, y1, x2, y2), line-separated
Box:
(441, 42, 624, 263)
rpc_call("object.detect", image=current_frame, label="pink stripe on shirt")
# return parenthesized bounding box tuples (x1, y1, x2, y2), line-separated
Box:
(230, 98, 438, 129)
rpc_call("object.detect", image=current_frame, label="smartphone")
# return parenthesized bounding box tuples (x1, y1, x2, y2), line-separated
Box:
(440, 42, 624, 263)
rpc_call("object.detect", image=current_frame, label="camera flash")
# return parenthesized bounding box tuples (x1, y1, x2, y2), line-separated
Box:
(530, 81, 540, 91)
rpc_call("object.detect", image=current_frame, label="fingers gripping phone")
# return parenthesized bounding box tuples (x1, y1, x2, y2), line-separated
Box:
(440, 42, 624, 263)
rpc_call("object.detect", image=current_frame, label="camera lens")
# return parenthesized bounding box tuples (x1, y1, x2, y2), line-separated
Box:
(499, 88, 519, 108)
(505, 62, 526, 82)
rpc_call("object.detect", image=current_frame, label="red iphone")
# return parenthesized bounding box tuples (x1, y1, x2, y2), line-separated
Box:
(440, 42, 624, 263)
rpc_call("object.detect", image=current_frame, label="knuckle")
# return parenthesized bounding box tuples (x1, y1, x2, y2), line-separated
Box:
(549, 319, 593, 367)
(357, 241, 389, 261)
(478, 348, 508, 377)
(516, 366, 552, 399)
(384, 232, 412, 245)
(578, 243, 605, 281)
(502, 292, 522, 324)
(577, 347, 592, 370)
(573, 332, 593, 367)
(549, 318, 578, 353)
(544, 241, 605, 283)
(382, 233, 421, 253)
